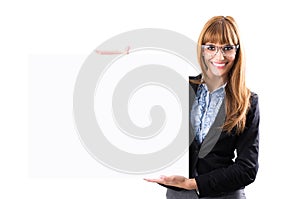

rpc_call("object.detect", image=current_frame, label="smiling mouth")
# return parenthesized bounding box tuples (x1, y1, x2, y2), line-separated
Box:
(212, 62, 227, 68)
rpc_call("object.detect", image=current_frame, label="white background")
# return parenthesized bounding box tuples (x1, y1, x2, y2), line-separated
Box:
(1, 0, 300, 198)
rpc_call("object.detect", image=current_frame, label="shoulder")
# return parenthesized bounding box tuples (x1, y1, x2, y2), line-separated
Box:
(250, 91, 259, 109)
(189, 74, 202, 81)
(247, 91, 260, 121)
(189, 74, 202, 93)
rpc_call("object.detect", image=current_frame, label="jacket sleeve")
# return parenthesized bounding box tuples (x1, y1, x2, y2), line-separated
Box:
(195, 93, 260, 197)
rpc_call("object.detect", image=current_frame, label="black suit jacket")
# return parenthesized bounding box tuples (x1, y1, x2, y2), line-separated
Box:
(162, 74, 260, 198)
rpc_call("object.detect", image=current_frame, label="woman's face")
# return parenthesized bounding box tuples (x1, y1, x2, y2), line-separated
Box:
(202, 42, 237, 79)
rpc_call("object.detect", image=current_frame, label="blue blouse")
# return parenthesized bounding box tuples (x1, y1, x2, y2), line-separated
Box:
(190, 83, 226, 144)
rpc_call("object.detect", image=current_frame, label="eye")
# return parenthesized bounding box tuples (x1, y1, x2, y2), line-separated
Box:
(206, 45, 216, 51)
(223, 45, 234, 51)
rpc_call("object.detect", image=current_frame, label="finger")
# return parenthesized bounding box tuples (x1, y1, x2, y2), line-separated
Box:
(143, 178, 163, 183)
(160, 175, 167, 179)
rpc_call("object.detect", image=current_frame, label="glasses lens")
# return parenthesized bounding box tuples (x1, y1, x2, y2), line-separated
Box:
(202, 45, 217, 57)
(222, 45, 237, 57)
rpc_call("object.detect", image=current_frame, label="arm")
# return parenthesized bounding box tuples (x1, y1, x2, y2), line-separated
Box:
(195, 93, 260, 196)
(144, 175, 198, 190)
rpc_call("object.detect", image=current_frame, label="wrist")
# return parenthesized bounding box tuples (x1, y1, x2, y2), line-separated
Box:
(185, 178, 197, 190)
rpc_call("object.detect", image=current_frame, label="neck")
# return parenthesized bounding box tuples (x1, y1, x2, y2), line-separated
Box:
(203, 75, 227, 92)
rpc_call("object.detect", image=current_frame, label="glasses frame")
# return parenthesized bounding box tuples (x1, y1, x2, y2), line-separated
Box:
(202, 44, 239, 58)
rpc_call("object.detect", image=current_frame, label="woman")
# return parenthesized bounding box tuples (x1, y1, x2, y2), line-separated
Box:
(145, 16, 260, 199)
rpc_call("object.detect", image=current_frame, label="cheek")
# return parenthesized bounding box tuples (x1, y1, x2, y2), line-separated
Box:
(227, 60, 236, 70)
(203, 57, 212, 66)
(226, 61, 234, 69)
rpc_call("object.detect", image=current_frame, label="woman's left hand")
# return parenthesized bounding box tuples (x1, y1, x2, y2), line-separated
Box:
(144, 175, 197, 190)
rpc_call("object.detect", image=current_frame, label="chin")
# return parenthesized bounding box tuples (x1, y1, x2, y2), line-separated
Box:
(210, 68, 227, 77)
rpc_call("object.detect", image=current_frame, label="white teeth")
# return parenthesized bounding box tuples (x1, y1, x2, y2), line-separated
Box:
(213, 62, 226, 67)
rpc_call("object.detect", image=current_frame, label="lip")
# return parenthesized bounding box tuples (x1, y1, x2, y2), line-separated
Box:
(211, 61, 227, 69)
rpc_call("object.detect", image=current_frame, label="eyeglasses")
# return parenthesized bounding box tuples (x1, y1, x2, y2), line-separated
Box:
(202, 44, 239, 58)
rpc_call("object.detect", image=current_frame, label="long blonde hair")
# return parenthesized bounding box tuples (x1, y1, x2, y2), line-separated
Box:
(194, 16, 250, 134)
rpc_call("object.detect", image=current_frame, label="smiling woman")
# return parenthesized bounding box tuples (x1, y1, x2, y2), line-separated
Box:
(145, 16, 260, 199)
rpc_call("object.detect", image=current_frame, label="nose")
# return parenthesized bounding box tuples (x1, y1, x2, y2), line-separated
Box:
(215, 48, 225, 60)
